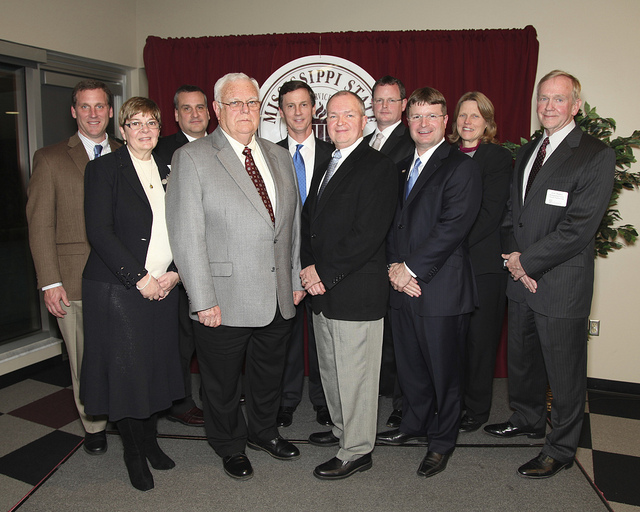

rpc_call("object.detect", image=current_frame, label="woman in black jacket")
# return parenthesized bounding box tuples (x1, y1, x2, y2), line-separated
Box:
(81, 97, 184, 491)
(449, 92, 512, 434)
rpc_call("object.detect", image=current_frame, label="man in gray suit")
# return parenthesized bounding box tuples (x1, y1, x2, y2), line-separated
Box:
(484, 70, 615, 478)
(166, 73, 305, 481)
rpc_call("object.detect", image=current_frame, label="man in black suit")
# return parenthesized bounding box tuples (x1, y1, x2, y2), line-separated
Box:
(364, 75, 414, 164)
(275, 80, 334, 429)
(300, 91, 397, 480)
(364, 76, 414, 428)
(154, 84, 209, 427)
(484, 70, 615, 478)
(377, 87, 482, 478)
(154, 85, 210, 167)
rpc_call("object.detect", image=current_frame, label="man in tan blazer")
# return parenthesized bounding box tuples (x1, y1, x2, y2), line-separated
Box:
(26, 80, 120, 455)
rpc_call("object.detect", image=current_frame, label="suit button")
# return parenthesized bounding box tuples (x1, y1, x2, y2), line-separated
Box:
(519, 223, 523, 228)
(398, 224, 404, 229)
(274, 238, 278, 244)
(311, 233, 317, 238)
(271, 267, 276, 272)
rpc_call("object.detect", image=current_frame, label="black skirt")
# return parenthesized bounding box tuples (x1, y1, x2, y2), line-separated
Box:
(80, 278, 185, 421)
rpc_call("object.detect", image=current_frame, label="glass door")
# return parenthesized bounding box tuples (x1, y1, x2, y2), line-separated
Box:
(0, 64, 41, 344)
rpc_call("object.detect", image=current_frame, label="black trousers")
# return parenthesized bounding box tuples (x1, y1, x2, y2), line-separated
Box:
(280, 296, 327, 409)
(391, 307, 469, 455)
(463, 272, 507, 423)
(193, 307, 293, 458)
(170, 285, 197, 414)
(507, 300, 587, 462)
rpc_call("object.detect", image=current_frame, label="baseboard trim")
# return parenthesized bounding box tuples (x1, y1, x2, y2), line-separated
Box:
(587, 378, 640, 396)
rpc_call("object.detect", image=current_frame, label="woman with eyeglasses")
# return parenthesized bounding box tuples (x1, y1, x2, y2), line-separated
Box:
(81, 97, 184, 491)
(448, 91, 512, 436)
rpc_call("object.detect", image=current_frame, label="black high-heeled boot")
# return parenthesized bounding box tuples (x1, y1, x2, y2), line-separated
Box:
(143, 414, 175, 470)
(117, 418, 154, 491)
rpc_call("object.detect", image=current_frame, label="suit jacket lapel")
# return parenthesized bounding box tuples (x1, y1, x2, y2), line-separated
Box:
(523, 126, 583, 210)
(67, 134, 90, 176)
(212, 129, 274, 228)
(313, 141, 366, 218)
(258, 138, 285, 230)
(117, 147, 151, 207)
(381, 123, 404, 156)
(514, 139, 538, 209)
(404, 141, 449, 206)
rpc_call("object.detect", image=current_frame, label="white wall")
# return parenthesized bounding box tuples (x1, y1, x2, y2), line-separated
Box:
(2, 0, 639, 383)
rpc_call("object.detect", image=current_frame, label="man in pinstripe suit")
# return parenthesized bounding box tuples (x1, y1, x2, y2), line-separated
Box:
(484, 70, 615, 478)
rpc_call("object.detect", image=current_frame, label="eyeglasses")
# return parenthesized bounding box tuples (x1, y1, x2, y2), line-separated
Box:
(407, 114, 445, 123)
(125, 120, 160, 130)
(373, 98, 403, 105)
(219, 100, 261, 111)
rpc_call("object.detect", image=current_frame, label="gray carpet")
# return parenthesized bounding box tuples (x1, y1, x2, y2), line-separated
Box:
(19, 379, 606, 511)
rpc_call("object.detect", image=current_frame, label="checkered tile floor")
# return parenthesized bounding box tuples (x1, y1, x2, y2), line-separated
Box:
(1, 357, 638, 511)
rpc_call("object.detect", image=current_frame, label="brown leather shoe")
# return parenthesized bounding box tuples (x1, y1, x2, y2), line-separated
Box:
(167, 406, 205, 426)
(517, 453, 573, 478)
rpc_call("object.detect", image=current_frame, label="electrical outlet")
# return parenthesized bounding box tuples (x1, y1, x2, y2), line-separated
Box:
(589, 320, 600, 336)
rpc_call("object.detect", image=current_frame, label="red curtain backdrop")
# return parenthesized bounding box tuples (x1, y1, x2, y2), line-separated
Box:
(144, 26, 538, 145)
(144, 28, 540, 378)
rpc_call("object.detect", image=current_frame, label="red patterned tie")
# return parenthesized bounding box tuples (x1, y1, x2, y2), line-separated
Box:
(243, 147, 275, 225)
(525, 137, 549, 199)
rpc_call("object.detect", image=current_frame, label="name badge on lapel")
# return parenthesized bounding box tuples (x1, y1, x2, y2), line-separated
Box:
(545, 189, 568, 207)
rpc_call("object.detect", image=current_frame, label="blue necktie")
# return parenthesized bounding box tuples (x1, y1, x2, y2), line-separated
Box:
(93, 144, 103, 159)
(318, 150, 342, 199)
(293, 144, 306, 204)
(405, 157, 421, 199)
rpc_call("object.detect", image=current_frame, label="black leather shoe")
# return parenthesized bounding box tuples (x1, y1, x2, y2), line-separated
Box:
(417, 451, 449, 477)
(247, 436, 300, 460)
(84, 431, 107, 455)
(277, 406, 295, 427)
(167, 406, 205, 427)
(313, 453, 372, 480)
(376, 429, 427, 446)
(222, 452, 253, 480)
(309, 430, 340, 447)
(484, 421, 545, 439)
(314, 405, 333, 426)
(517, 453, 573, 478)
(386, 409, 403, 428)
(459, 415, 483, 433)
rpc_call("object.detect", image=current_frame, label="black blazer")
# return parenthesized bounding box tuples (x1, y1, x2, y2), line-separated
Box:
(503, 125, 615, 318)
(83, 145, 174, 288)
(301, 140, 398, 321)
(154, 130, 189, 166)
(387, 142, 482, 317)
(277, 136, 334, 200)
(364, 123, 414, 164)
(460, 143, 513, 275)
